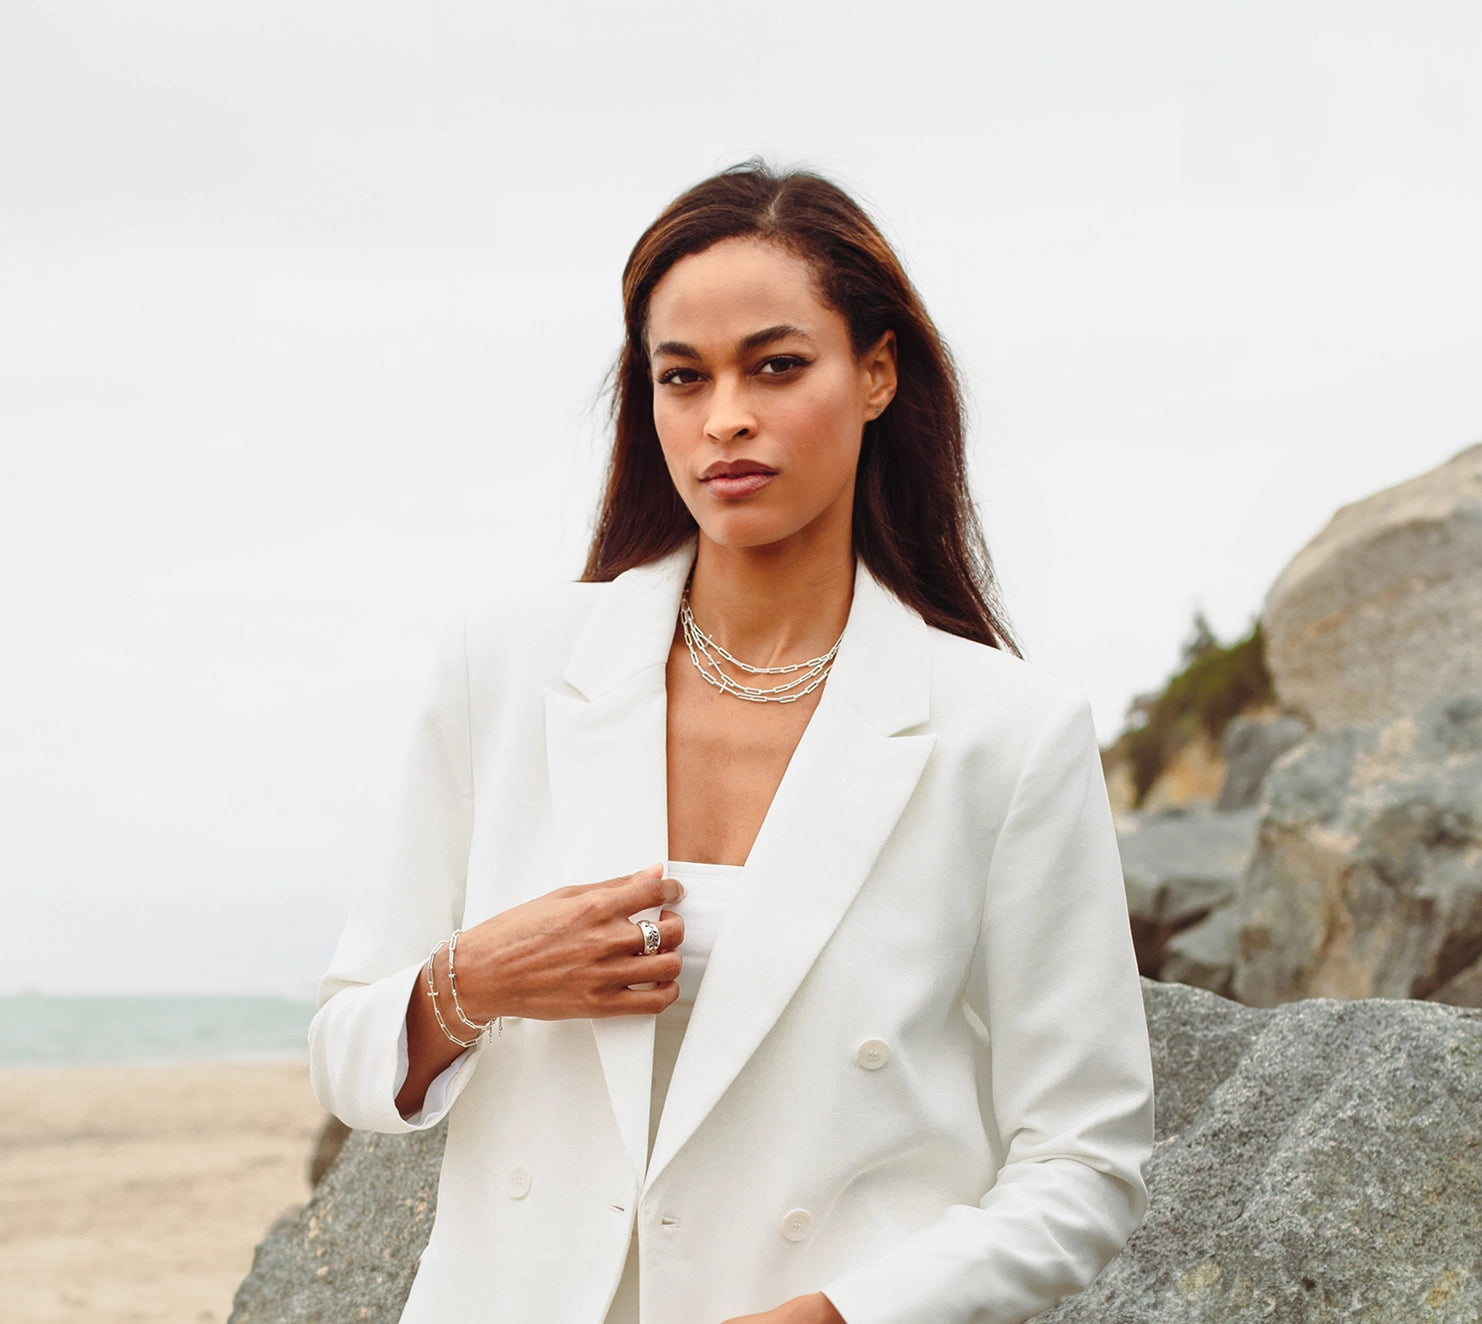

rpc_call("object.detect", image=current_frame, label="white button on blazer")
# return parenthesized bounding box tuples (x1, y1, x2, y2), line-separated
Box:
(308, 547, 1155, 1324)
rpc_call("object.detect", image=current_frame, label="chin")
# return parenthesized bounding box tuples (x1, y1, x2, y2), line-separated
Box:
(686, 491, 851, 557)
(697, 528, 786, 554)
(694, 516, 824, 558)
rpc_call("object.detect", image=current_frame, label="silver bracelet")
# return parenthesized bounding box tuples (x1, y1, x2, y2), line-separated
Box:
(425, 940, 485, 1049)
(448, 928, 501, 1038)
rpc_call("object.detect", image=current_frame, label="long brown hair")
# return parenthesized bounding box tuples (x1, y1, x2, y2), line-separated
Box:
(582, 160, 1018, 653)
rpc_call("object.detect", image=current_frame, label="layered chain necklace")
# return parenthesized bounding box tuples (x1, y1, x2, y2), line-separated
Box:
(679, 589, 844, 704)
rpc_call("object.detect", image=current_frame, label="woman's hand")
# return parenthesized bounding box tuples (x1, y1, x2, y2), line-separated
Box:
(448, 863, 685, 1022)
(397, 864, 683, 1118)
(721, 1293, 846, 1324)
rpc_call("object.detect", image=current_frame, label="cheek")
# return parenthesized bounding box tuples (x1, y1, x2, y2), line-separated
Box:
(781, 390, 864, 469)
(652, 407, 692, 470)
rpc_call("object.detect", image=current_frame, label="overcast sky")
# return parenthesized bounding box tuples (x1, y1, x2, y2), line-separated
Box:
(3, 1, 1479, 994)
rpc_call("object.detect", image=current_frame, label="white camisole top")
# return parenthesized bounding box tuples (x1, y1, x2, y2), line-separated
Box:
(604, 858, 746, 1324)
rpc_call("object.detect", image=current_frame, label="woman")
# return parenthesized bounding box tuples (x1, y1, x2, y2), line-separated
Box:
(309, 162, 1154, 1324)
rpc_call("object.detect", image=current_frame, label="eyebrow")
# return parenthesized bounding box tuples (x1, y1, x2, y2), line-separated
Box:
(649, 324, 815, 361)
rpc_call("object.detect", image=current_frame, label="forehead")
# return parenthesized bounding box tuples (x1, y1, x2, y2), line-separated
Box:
(646, 238, 841, 351)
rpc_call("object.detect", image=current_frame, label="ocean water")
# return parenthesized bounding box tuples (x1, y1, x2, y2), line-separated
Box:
(0, 994, 318, 1068)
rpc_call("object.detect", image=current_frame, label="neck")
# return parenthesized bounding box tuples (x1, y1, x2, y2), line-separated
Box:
(685, 534, 855, 668)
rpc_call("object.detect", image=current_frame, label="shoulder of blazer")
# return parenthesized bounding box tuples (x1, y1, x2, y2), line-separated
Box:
(923, 624, 1088, 722)
(461, 579, 604, 674)
(457, 552, 692, 700)
(917, 624, 1101, 786)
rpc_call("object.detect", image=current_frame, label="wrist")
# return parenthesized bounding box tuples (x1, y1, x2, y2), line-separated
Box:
(446, 929, 501, 1034)
(426, 936, 499, 1048)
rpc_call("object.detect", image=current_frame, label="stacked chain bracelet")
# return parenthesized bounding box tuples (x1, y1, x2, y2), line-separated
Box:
(426, 930, 502, 1048)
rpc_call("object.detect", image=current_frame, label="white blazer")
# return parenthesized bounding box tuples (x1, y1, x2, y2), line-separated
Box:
(309, 549, 1154, 1324)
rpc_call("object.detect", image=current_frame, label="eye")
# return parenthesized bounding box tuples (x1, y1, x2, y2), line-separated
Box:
(656, 366, 703, 386)
(757, 355, 808, 377)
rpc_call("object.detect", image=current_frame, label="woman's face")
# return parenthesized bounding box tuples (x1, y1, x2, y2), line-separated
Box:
(646, 237, 896, 558)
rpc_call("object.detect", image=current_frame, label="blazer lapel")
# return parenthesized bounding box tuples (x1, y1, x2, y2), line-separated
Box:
(544, 547, 693, 1183)
(644, 565, 937, 1192)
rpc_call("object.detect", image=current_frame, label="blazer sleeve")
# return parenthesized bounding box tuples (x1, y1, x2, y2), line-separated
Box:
(822, 690, 1154, 1324)
(308, 617, 490, 1133)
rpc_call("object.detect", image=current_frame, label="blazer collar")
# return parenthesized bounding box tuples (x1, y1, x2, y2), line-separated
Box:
(547, 542, 935, 1185)
(562, 543, 932, 736)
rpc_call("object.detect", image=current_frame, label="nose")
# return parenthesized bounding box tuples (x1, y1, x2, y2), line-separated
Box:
(703, 377, 755, 443)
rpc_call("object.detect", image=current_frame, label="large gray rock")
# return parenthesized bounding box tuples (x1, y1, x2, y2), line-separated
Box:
(229, 1124, 445, 1324)
(235, 985, 1482, 1324)
(1232, 695, 1482, 1007)
(1118, 807, 1259, 975)
(306, 1113, 351, 1188)
(1038, 980, 1482, 1322)
(1432, 955, 1482, 1008)
(1160, 902, 1239, 997)
(1216, 714, 1307, 811)
(1262, 442, 1482, 732)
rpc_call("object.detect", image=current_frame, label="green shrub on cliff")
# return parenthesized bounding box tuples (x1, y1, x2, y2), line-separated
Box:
(1112, 617, 1274, 807)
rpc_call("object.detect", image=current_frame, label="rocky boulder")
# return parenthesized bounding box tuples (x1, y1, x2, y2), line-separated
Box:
(1215, 713, 1307, 811)
(1262, 442, 1482, 732)
(229, 1124, 445, 1324)
(1039, 980, 1482, 1322)
(1232, 694, 1482, 1008)
(1159, 902, 1240, 998)
(232, 984, 1482, 1324)
(306, 1114, 351, 1188)
(1119, 807, 1259, 976)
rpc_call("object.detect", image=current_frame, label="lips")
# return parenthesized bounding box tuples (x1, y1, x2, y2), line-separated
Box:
(700, 459, 777, 500)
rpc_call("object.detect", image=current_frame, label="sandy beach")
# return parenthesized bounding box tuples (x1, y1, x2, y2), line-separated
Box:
(0, 1060, 325, 1323)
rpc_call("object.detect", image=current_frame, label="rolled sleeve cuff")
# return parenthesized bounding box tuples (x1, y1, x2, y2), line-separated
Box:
(393, 1021, 474, 1128)
(309, 958, 485, 1134)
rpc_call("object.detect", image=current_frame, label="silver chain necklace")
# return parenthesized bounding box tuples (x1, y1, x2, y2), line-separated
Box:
(679, 591, 844, 704)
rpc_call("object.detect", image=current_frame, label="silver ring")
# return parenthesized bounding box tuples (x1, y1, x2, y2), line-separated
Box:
(635, 918, 662, 956)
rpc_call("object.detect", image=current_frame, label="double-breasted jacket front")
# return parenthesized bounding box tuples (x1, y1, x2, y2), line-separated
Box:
(309, 548, 1154, 1324)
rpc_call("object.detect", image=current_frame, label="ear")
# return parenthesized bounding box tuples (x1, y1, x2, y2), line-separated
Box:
(861, 330, 898, 420)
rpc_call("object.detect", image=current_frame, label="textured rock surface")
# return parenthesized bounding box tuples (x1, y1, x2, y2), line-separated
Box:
(1262, 442, 1482, 731)
(228, 1124, 445, 1324)
(1432, 954, 1482, 1007)
(1232, 695, 1482, 1007)
(1119, 807, 1259, 975)
(306, 1113, 351, 1188)
(1160, 902, 1239, 997)
(233, 985, 1482, 1324)
(1039, 980, 1482, 1323)
(1216, 714, 1307, 811)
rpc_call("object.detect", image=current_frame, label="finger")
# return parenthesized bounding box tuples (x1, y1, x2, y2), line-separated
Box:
(615, 871, 684, 915)
(602, 910, 684, 959)
(655, 910, 685, 950)
(591, 981, 681, 1018)
(611, 951, 683, 985)
(583, 862, 663, 891)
